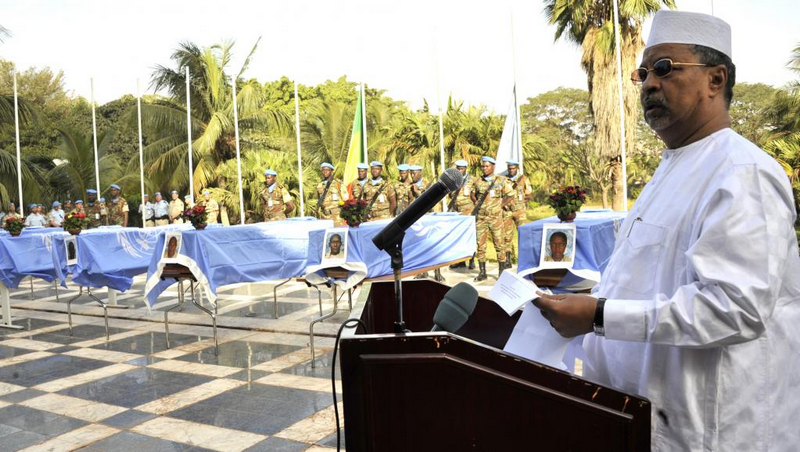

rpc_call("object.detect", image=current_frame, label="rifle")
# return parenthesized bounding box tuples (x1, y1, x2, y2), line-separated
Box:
(448, 175, 468, 212)
(365, 181, 388, 218)
(316, 178, 333, 218)
(470, 178, 493, 216)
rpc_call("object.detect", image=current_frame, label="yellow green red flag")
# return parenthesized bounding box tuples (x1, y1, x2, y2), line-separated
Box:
(343, 86, 366, 190)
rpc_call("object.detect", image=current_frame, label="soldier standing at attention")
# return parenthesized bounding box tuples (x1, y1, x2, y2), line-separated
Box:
(107, 184, 129, 227)
(408, 164, 426, 203)
(24, 204, 48, 227)
(471, 156, 513, 281)
(393, 163, 412, 215)
(85, 189, 105, 228)
(448, 160, 476, 269)
(261, 169, 295, 222)
(139, 194, 154, 227)
(47, 201, 65, 228)
(352, 163, 369, 201)
(71, 200, 85, 215)
(315, 162, 348, 226)
(502, 160, 533, 264)
(62, 200, 73, 214)
(362, 161, 396, 221)
(152, 192, 170, 226)
(201, 190, 220, 224)
(168, 190, 184, 224)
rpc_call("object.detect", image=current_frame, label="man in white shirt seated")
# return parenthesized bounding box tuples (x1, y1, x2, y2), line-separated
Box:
(533, 11, 800, 451)
(47, 201, 65, 227)
(24, 204, 48, 228)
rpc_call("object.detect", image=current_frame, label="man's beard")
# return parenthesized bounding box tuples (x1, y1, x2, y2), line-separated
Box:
(642, 94, 671, 129)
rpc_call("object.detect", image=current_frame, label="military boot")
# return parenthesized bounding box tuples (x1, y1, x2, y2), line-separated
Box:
(498, 261, 507, 278)
(506, 251, 513, 265)
(474, 263, 487, 282)
(468, 257, 475, 270)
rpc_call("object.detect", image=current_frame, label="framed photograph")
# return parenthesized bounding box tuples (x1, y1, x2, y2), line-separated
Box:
(64, 236, 78, 266)
(539, 223, 576, 269)
(321, 227, 348, 265)
(162, 232, 182, 261)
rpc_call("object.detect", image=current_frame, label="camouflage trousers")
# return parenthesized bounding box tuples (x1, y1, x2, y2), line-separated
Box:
(503, 208, 527, 256)
(319, 207, 344, 227)
(476, 214, 506, 263)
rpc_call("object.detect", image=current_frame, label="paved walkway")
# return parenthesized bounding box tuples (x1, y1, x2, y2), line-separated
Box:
(0, 262, 504, 451)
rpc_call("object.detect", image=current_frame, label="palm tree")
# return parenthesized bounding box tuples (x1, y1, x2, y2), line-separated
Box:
(47, 127, 124, 202)
(544, 0, 674, 210)
(138, 39, 290, 199)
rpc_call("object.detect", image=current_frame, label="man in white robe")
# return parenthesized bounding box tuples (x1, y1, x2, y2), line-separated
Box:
(533, 10, 800, 451)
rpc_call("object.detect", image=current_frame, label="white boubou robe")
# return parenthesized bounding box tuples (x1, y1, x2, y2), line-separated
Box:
(584, 128, 800, 451)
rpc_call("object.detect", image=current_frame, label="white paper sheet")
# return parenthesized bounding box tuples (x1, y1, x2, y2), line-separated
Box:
(488, 270, 540, 315)
(503, 301, 573, 370)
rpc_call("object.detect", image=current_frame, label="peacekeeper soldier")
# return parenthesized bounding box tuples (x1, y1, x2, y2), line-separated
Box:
(152, 192, 170, 226)
(448, 160, 476, 270)
(201, 190, 220, 224)
(71, 200, 85, 215)
(139, 194, 154, 227)
(351, 163, 369, 201)
(107, 184, 129, 227)
(168, 190, 184, 224)
(1, 202, 20, 227)
(24, 204, 48, 227)
(85, 189, 106, 228)
(362, 161, 396, 221)
(261, 169, 295, 221)
(47, 201, 65, 228)
(471, 156, 513, 281)
(63, 200, 73, 214)
(315, 162, 348, 226)
(502, 159, 533, 264)
(393, 163, 412, 215)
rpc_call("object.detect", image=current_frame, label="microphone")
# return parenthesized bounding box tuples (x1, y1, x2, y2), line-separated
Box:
(431, 282, 479, 332)
(372, 168, 463, 251)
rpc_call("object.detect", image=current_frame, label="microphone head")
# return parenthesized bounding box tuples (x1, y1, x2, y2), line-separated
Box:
(439, 168, 464, 192)
(432, 282, 479, 333)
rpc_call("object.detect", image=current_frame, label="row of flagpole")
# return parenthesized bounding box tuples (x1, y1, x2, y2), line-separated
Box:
(8, 1, 630, 220)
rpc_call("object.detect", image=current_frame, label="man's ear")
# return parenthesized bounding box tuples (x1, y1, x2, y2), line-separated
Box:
(708, 65, 727, 100)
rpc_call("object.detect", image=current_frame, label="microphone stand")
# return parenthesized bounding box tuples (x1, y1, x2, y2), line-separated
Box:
(386, 235, 409, 334)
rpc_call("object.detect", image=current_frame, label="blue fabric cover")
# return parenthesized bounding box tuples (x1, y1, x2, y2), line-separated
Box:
(0, 232, 65, 288)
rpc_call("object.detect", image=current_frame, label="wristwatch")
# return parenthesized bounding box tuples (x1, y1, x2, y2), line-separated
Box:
(593, 298, 606, 336)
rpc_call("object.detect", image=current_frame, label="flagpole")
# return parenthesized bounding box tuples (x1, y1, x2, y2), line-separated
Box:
(232, 80, 245, 225)
(90, 78, 101, 196)
(434, 34, 447, 210)
(360, 84, 368, 163)
(612, 0, 628, 211)
(12, 69, 24, 216)
(510, 11, 524, 174)
(294, 80, 305, 216)
(185, 67, 194, 198)
(137, 79, 146, 227)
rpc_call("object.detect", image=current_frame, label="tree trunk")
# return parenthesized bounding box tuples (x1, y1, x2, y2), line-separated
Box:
(601, 185, 610, 209)
(610, 158, 625, 211)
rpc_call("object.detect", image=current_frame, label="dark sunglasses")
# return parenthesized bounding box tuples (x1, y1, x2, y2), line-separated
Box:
(631, 58, 712, 84)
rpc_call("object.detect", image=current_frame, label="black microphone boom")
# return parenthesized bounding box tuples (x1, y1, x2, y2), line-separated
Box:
(372, 167, 463, 251)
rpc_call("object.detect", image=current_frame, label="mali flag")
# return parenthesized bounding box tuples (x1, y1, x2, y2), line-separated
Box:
(343, 85, 366, 195)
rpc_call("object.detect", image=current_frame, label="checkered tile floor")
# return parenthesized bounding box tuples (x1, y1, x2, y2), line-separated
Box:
(1, 263, 502, 451)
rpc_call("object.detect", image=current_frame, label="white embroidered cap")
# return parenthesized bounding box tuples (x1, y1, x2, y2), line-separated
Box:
(646, 10, 732, 59)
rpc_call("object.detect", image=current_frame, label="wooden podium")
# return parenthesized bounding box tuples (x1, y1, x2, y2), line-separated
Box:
(340, 280, 650, 452)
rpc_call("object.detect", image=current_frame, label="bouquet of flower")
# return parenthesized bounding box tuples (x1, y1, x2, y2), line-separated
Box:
(62, 212, 88, 234)
(181, 204, 208, 228)
(547, 186, 587, 218)
(339, 199, 369, 227)
(3, 216, 25, 236)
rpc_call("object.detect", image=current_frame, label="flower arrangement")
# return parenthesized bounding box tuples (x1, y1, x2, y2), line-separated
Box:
(62, 212, 88, 235)
(181, 205, 208, 229)
(339, 199, 369, 227)
(547, 186, 587, 221)
(3, 216, 25, 236)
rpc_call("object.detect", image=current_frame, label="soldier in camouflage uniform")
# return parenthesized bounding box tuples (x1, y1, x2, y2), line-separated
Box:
(362, 161, 396, 221)
(351, 163, 369, 201)
(200, 190, 220, 224)
(471, 156, 513, 281)
(84, 189, 106, 228)
(107, 184, 129, 226)
(315, 162, 348, 226)
(502, 160, 533, 264)
(448, 159, 476, 269)
(261, 169, 295, 222)
(393, 163, 412, 216)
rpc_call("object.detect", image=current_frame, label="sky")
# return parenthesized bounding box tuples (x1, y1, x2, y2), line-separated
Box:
(1, 0, 797, 112)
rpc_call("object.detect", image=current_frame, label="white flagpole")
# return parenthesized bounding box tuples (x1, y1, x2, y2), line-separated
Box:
(294, 80, 305, 216)
(12, 69, 24, 216)
(90, 78, 101, 196)
(511, 11, 524, 174)
(612, 0, 628, 211)
(185, 67, 194, 198)
(232, 80, 245, 225)
(137, 79, 146, 227)
(434, 35, 447, 210)
(360, 84, 368, 163)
